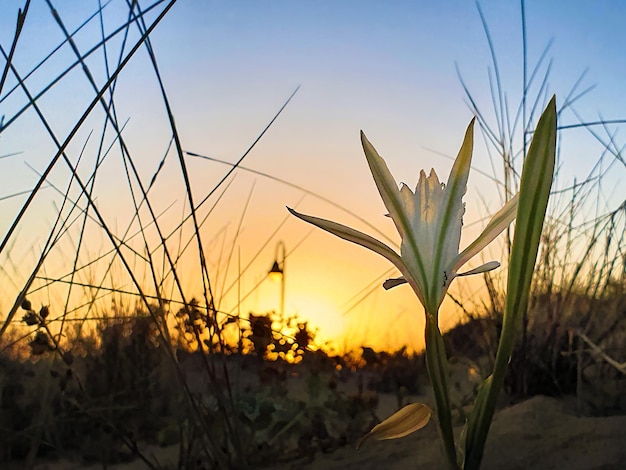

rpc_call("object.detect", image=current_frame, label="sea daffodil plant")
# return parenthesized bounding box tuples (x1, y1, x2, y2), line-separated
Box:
(289, 97, 556, 469)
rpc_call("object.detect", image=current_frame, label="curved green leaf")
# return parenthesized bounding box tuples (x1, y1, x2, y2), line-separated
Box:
(464, 96, 557, 470)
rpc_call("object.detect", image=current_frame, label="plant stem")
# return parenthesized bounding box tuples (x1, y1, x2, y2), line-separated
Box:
(425, 315, 459, 469)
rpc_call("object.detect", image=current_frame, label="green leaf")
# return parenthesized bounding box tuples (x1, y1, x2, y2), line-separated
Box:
(463, 374, 492, 462)
(463, 96, 557, 470)
(356, 403, 431, 450)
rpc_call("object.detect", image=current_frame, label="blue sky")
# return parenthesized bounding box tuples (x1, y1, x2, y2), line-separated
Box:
(1, 1, 625, 351)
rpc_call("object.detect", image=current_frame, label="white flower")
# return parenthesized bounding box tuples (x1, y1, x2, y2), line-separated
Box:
(288, 119, 517, 316)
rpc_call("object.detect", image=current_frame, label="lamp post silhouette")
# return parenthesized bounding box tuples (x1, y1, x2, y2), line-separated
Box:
(268, 241, 286, 317)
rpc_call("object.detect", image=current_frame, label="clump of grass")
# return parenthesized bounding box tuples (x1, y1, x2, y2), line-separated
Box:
(452, 2, 626, 417)
(0, 2, 340, 468)
(3, 297, 379, 467)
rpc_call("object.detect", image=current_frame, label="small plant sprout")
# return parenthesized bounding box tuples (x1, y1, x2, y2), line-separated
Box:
(289, 96, 557, 469)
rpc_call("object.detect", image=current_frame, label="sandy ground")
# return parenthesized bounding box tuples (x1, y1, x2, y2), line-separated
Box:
(14, 358, 626, 469)
(270, 395, 626, 470)
(23, 395, 626, 470)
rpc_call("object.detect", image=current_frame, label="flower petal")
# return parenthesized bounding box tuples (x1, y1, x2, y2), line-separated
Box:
(457, 261, 501, 277)
(383, 277, 407, 290)
(287, 205, 413, 281)
(409, 169, 443, 273)
(429, 118, 475, 309)
(356, 403, 431, 450)
(360, 132, 407, 240)
(361, 132, 429, 298)
(455, 193, 519, 271)
(289, 206, 428, 307)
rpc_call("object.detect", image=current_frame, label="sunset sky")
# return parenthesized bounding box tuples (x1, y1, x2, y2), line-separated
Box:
(1, 1, 625, 352)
